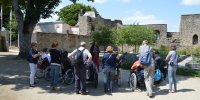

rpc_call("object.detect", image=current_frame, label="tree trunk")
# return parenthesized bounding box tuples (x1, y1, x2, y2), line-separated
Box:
(12, 0, 37, 59)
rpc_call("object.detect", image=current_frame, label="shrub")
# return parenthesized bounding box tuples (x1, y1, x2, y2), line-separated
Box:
(177, 68, 200, 77)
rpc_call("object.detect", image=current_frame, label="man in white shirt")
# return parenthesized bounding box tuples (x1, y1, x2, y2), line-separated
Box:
(68, 41, 92, 95)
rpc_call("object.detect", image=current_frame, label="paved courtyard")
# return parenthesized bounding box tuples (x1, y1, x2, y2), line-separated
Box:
(0, 51, 200, 100)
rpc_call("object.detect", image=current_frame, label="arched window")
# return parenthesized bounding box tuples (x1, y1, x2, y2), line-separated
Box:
(193, 34, 198, 45)
(154, 30, 160, 40)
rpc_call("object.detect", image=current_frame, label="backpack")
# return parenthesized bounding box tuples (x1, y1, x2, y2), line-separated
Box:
(154, 69, 161, 81)
(73, 49, 85, 69)
(140, 46, 151, 66)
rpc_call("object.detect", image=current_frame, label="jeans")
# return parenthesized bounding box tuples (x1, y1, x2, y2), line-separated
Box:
(50, 65, 60, 87)
(143, 65, 155, 96)
(74, 66, 87, 92)
(102, 67, 115, 92)
(29, 63, 37, 85)
(168, 65, 177, 91)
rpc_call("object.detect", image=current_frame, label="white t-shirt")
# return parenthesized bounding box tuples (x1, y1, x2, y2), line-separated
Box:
(41, 53, 51, 63)
(167, 50, 178, 65)
(70, 47, 90, 62)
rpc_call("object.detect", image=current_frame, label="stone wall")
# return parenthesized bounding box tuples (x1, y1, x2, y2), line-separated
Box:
(147, 24, 168, 45)
(35, 32, 91, 52)
(79, 16, 122, 35)
(0, 31, 9, 52)
(180, 14, 200, 48)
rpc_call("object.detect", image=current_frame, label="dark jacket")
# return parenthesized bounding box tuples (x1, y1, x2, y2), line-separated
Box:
(102, 53, 117, 69)
(28, 49, 39, 64)
(50, 48, 61, 64)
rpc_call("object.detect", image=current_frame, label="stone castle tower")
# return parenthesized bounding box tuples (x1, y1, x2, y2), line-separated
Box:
(180, 14, 200, 48)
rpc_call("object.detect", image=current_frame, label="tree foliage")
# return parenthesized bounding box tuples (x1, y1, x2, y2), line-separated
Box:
(114, 25, 156, 52)
(58, 3, 100, 26)
(91, 26, 114, 50)
(0, 0, 12, 29)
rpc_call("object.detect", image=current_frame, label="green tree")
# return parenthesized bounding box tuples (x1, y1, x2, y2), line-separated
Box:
(115, 25, 155, 52)
(58, 3, 100, 26)
(0, 0, 94, 58)
(91, 26, 114, 52)
(10, 0, 61, 58)
(0, 0, 12, 30)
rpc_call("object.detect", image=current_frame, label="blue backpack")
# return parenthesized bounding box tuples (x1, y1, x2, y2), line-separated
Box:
(140, 46, 151, 66)
(154, 69, 162, 81)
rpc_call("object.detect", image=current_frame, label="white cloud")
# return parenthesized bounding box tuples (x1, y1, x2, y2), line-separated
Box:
(94, 0, 107, 4)
(181, 0, 200, 5)
(122, 11, 165, 25)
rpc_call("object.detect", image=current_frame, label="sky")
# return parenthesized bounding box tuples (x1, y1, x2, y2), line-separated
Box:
(40, 0, 200, 32)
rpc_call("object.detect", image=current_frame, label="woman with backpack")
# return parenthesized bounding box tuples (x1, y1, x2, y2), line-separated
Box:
(165, 44, 178, 93)
(102, 46, 117, 93)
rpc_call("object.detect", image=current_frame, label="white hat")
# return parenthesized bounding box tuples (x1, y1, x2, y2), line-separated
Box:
(80, 41, 86, 46)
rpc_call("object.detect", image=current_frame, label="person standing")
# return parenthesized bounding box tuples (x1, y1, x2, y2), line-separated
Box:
(138, 40, 155, 98)
(90, 42, 100, 71)
(165, 45, 178, 93)
(68, 41, 92, 95)
(49, 41, 61, 91)
(28, 42, 40, 87)
(102, 46, 117, 93)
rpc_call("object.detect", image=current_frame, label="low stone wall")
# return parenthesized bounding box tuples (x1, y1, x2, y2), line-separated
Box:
(35, 32, 91, 52)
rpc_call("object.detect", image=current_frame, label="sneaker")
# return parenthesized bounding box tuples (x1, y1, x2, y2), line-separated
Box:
(169, 90, 175, 93)
(149, 95, 155, 98)
(76, 91, 80, 94)
(29, 84, 35, 87)
(51, 86, 60, 91)
(81, 91, 89, 95)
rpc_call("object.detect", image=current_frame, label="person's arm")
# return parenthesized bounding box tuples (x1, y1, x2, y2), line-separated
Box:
(165, 51, 171, 61)
(86, 49, 92, 64)
(30, 50, 40, 58)
(68, 49, 76, 58)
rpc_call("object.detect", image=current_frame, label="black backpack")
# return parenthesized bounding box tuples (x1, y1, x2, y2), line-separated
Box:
(73, 49, 85, 69)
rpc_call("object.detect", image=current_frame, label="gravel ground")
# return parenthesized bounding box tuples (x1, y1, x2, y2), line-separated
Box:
(1, 51, 200, 100)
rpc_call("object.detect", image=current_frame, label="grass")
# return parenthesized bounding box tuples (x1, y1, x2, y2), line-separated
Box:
(177, 67, 200, 77)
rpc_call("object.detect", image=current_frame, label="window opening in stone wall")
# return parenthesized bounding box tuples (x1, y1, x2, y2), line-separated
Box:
(193, 34, 198, 45)
(154, 30, 160, 40)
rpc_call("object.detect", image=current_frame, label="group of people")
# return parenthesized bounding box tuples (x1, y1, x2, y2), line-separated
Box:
(27, 41, 100, 95)
(137, 40, 178, 98)
(27, 40, 178, 97)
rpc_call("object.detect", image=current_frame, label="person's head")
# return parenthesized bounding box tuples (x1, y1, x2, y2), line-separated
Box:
(170, 44, 177, 50)
(142, 40, 148, 45)
(51, 41, 59, 48)
(106, 46, 113, 53)
(31, 42, 37, 50)
(42, 48, 48, 53)
(80, 41, 86, 47)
